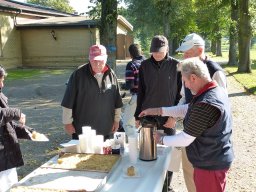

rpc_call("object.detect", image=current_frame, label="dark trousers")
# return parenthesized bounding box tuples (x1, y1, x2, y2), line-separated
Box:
(163, 171, 173, 192)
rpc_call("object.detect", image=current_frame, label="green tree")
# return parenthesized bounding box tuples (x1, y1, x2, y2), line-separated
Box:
(250, 0, 256, 36)
(154, 0, 196, 54)
(88, 0, 128, 70)
(100, 0, 118, 70)
(124, 0, 195, 55)
(228, 0, 239, 66)
(195, 0, 230, 56)
(87, 0, 101, 19)
(238, 0, 252, 72)
(27, 0, 74, 13)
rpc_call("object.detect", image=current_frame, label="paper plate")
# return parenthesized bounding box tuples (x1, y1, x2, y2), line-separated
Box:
(123, 165, 141, 178)
(60, 140, 79, 147)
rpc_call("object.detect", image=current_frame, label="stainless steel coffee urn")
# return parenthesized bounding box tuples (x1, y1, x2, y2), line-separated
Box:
(138, 116, 158, 161)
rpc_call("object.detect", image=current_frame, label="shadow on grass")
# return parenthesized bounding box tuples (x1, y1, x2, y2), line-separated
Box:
(248, 86, 256, 94)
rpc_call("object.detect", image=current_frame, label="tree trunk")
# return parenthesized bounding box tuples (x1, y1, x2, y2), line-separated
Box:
(100, 0, 118, 71)
(211, 39, 216, 55)
(163, 15, 172, 55)
(216, 37, 222, 56)
(238, 0, 251, 73)
(172, 37, 179, 55)
(228, 0, 239, 66)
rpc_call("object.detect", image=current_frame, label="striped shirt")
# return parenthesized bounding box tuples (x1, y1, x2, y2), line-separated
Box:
(125, 56, 144, 94)
(184, 102, 220, 137)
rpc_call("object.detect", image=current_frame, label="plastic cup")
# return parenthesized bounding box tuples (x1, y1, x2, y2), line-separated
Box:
(79, 134, 87, 153)
(82, 126, 91, 135)
(128, 136, 138, 164)
(94, 134, 104, 154)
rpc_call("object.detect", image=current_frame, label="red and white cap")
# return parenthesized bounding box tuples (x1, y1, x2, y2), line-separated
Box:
(89, 44, 107, 61)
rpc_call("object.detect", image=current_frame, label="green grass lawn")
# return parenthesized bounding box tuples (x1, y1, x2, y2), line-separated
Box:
(5, 69, 68, 81)
(223, 64, 256, 94)
(213, 49, 256, 95)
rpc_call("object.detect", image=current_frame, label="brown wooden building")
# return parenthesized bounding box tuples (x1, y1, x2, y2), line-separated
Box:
(0, 0, 133, 68)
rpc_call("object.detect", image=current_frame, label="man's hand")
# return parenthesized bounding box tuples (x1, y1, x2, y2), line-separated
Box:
(153, 131, 166, 144)
(163, 117, 176, 128)
(139, 108, 162, 117)
(19, 113, 26, 126)
(64, 124, 76, 135)
(112, 121, 119, 132)
(135, 120, 140, 128)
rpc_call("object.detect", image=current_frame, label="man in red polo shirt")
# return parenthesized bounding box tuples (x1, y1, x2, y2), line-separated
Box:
(140, 57, 234, 192)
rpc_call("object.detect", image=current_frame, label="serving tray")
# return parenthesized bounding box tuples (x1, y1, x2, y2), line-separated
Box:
(41, 153, 121, 173)
(10, 153, 121, 192)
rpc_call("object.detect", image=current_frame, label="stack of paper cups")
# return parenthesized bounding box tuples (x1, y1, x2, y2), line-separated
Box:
(128, 136, 138, 164)
(79, 126, 92, 153)
(94, 135, 104, 154)
(88, 129, 96, 153)
(82, 126, 91, 135)
(78, 134, 87, 153)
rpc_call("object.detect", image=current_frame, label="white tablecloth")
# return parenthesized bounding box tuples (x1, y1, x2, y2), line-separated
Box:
(100, 145, 172, 192)
(12, 145, 172, 192)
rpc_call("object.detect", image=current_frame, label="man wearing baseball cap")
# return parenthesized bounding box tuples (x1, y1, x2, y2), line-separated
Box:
(176, 33, 228, 192)
(134, 35, 182, 191)
(61, 44, 123, 140)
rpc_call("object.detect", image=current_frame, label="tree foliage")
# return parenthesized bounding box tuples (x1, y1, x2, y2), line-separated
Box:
(27, 0, 74, 13)
(88, 0, 255, 73)
(87, 0, 101, 19)
(123, 0, 196, 54)
(88, 0, 118, 69)
(194, 0, 230, 55)
(100, 0, 118, 70)
(250, 0, 256, 35)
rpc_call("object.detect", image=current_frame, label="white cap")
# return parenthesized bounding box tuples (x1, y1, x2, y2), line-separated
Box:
(176, 33, 205, 52)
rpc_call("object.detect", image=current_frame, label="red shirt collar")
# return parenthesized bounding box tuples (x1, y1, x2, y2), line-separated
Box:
(194, 81, 218, 97)
(92, 65, 109, 75)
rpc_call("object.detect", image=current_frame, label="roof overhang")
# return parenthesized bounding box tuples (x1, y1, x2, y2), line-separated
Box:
(16, 16, 99, 29)
(117, 15, 133, 32)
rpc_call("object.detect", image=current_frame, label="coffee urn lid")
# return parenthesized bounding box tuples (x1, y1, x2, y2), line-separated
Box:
(140, 116, 158, 127)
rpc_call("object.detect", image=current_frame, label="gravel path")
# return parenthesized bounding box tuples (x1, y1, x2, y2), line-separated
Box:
(4, 63, 256, 191)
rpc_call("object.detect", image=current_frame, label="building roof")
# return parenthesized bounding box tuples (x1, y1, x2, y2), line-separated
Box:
(16, 15, 133, 32)
(0, 0, 75, 17)
(16, 16, 99, 28)
(117, 15, 133, 31)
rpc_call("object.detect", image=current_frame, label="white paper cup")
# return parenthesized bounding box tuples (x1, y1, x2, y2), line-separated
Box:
(82, 126, 91, 135)
(94, 135, 104, 154)
(88, 129, 96, 153)
(78, 134, 87, 153)
(128, 136, 138, 164)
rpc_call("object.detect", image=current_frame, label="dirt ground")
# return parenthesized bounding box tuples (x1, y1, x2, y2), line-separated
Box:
(4, 62, 256, 191)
